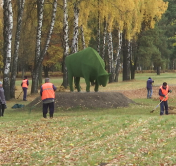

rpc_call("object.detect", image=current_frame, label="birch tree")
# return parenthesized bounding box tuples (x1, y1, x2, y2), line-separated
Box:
(10, 0, 25, 98)
(97, 0, 100, 54)
(62, 0, 70, 88)
(70, 2, 79, 54)
(114, 30, 122, 82)
(102, 16, 107, 60)
(107, 31, 114, 83)
(3, 0, 13, 100)
(80, 25, 86, 49)
(31, 0, 58, 93)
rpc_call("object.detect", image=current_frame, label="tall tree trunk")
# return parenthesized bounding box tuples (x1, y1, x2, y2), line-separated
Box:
(122, 31, 131, 81)
(43, 66, 49, 77)
(3, 0, 13, 101)
(10, 0, 25, 98)
(114, 30, 122, 82)
(102, 16, 107, 60)
(157, 66, 160, 75)
(107, 31, 114, 83)
(62, 0, 70, 88)
(71, 3, 79, 54)
(80, 25, 86, 49)
(31, 0, 44, 94)
(31, 0, 58, 93)
(22, 68, 25, 79)
(130, 40, 137, 80)
(97, 0, 100, 54)
(38, 65, 43, 87)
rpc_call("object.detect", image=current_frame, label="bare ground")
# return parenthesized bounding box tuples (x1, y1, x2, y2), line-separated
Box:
(28, 92, 135, 109)
(26, 85, 176, 113)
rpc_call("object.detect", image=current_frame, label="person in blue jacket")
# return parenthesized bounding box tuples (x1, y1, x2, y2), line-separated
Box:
(146, 77, 154, 98)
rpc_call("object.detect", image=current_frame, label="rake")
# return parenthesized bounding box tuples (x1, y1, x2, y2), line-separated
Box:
(29, 100, 42, 114)
(16, 90, 23, 99)
(150, 93, 169, 113)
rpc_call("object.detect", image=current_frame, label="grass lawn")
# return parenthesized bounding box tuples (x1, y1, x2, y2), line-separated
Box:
(1, 72, 176, 165)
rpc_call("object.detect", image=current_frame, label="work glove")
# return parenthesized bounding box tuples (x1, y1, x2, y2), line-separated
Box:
(169, 90, 172, 93)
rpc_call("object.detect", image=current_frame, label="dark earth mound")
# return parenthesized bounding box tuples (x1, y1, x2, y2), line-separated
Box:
(28, 92, 135, 109)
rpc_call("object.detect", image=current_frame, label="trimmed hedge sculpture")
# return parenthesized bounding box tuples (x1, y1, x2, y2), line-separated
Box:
(66, 47, 110, 92)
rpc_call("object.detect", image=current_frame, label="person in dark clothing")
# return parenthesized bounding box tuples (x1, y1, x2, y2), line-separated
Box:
(146, 77, 154, 98)
(40, 78, 57, 119)
(159, 82, 172, 115)
(21, 76, 29, 101)
(0, 81, 6, 117)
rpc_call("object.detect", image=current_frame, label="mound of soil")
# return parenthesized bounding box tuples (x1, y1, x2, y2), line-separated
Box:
(168, 106, 176, 114)
(28, 92, 135, 109)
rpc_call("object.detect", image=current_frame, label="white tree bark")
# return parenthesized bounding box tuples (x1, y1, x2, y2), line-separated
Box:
(31, 0, 44, 94)
(102, 17, 107, 60)
(31, 0, 58, 93)
(107, 31, 114, 83)
(97, 6, 100, 54)
(71, 3, 79, 54)
(114, 30, 122, 82)
(80, 25, 86, 49)
(10, 0, 25, 98)
(127, 40, 131, 79)
(62, 0, 70, 88)
(3, 0, 13, 100)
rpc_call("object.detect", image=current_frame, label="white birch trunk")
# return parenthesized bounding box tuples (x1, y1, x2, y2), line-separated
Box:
(31, 0, 58, 93)
(107, 31, 114, 83)
(127, 40, 131, 79)
(114, 30, 122, 82)
(80, 25, 86, 49)
(10, 0, 25, 98)
(3, 0, 13, 100)
(71, 3, 79, 54)
(40, 0, 57, 59)
(97, 8, 100, 54)
(62, 0, 70, 88)
(102, 17, 107, 60)
(31, 0, 44, 94)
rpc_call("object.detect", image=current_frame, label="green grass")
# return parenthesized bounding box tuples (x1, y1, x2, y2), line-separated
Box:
(1, 73, 176, 165)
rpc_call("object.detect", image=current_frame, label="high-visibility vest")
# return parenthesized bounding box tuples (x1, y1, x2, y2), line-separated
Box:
(22, 79, 28, 88)
(41, 83, 55, 100)
(160, 85, 169, 101)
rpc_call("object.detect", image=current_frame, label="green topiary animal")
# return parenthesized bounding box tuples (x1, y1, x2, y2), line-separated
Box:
(65, 47, 110, 92)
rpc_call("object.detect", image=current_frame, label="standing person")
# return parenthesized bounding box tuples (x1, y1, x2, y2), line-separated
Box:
(40, 78, 57, 119)
(159, 82, 172, 116)
(21, 76, 29, 101)
(146, 77, 154, 98)
(0, 81, 6, 117)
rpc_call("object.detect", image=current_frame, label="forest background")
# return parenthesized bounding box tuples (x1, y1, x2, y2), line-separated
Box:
(0, 0, 176, 100)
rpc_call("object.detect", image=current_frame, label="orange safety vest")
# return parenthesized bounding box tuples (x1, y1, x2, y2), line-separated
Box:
(41, 83, 55, 100)
(160, 85, 169, 101)
(22, 79, 28, 88)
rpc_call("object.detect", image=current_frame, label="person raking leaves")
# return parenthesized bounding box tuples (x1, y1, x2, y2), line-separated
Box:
(159, 82, 172, 116)
(21, 76, 29, 101)
(40, 78, 57, 119)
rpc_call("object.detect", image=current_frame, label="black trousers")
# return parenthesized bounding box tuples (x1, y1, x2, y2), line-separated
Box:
(43, 102, 54, 118)
(23, 87, 27, 100)
(0, 103, 5, 117)
(160, 100, 168, 115)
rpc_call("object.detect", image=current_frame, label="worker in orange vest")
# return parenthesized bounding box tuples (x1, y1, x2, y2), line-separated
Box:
(40, 78, 57, 118)
(21, 76, 29, 101)
(159, 82, 172, 115)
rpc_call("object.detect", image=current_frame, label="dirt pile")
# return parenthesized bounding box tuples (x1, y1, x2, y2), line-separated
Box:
(28, 92, 135, 109)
